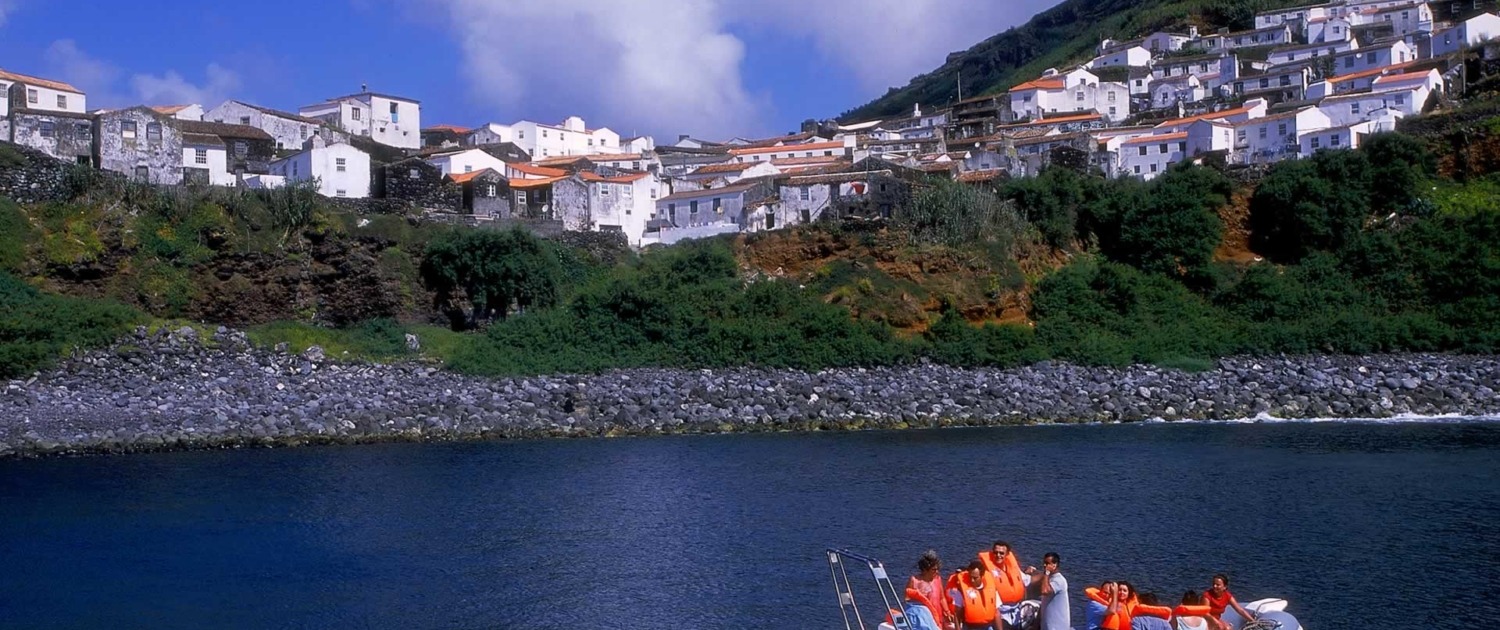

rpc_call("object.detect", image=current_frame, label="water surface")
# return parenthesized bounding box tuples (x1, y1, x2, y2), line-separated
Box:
(2, 420, 1497, 629)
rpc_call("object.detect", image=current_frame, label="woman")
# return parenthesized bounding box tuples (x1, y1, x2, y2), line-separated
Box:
(1173, 591, 1211, 630)
(1203, 574, 1255, 630)
(907, 550, 955, 630)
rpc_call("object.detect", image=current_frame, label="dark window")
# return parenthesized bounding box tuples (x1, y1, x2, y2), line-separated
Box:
(240, 116, 251, 125)
(56, 94, 67, 108)
(134, 166, 150, 181)
(121, 120, 137, 139)
(336, 157, 347, 172)
(74, 123, 89, 136)
(39, 121, 55, 138)
(195, 148, 207, 164)
(233, 140, 248, 157)
(713, 197, 723, 213)
(690, 200, 699, 214)
(1138, 146, 1148, 156)
(146, 123, 162, 143)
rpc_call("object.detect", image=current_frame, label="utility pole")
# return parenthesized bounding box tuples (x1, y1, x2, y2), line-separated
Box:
(957, 70, 964, 102)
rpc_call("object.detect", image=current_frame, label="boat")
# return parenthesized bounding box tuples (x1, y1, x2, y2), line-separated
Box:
(826, 548, 1306, 630)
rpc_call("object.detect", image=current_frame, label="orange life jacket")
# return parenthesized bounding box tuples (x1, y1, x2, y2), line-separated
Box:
(908, 575, 949, 624)
(976, 550, 1027, 604)
(1084, 587, 1132, 630)
(957, 572, 1000, 625)
(1133, 604, 1174, 620)
(1174, 604, 1212, 618)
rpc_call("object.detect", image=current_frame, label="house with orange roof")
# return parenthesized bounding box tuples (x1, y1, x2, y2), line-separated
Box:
(149, 104, 204, 121)
(1153, 98, 1269, 133)
(648, 179, 775, 246)
(1009, 68, 1131, 124)
(728, 139, 851, 164)
(1299, 119, 1379, 156)
(579, 170, 660, 244)
(424, 147, 510, 178)
(1308, 16, 1356, 43)
(1318, 90, 1412, 126)
(1232, 107, 1334, 163)
(421, 124, 471, 150)
(1117, 131, 1192, 179)
(446, 168, 511, 219)
(0, 67, 87, 115)
(680, 160, 780, 186)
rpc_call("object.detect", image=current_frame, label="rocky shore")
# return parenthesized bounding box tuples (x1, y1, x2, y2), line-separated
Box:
(2, 326, 1498, 458)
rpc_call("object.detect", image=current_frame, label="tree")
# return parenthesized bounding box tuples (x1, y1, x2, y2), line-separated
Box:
(897, 178, 1024, 251)
(420, 228, 561, 329)
(1249, 150, 1372, 263)
(1113, 164, 1228, 276)
(1002, 166, 1095, 249)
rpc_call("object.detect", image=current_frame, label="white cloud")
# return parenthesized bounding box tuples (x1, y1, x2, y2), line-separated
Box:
(130, 63, 242, 106)
(0, 0, 17, 28)
(430, 0, 1052, 139)
(43, 39, 242, 108)
(439, 0, 762, 139)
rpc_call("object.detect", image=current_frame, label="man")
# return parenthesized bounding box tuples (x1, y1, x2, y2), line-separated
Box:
(1129, 593, 1172, 630)
(1027, 552, 1069, 630)
(1084, 581, 1117, 630)
(952, 560, 1003, 630)
(977, 541, 1031, 629)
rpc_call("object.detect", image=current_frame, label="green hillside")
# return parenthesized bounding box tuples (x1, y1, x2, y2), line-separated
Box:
(838, 0, 1312, 122)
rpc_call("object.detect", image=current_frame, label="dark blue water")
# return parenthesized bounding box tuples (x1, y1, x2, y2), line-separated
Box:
(2, 421, 1498, 630)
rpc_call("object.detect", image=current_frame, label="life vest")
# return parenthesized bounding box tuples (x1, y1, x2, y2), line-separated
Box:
(976, 550, 1027, 604)
(957, 572, 999, 625)
(1133, 604, 1173, 620)
(908, 575, 949, 624)
(1084, 587, 1131, 630)
(1203, 590, 1231, 617)
(1173, 604, 1212, 618)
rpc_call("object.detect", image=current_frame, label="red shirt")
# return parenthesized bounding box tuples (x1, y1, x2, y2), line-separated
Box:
(1203, 589, 1232, 617)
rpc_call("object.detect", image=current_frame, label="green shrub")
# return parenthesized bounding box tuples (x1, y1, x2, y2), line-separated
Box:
(0, 273, 145, 378)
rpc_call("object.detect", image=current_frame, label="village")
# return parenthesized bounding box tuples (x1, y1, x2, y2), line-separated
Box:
(0, 0, 1496, 248)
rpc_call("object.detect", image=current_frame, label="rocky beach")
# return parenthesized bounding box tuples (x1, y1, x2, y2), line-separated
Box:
(1, 326, 1497, 458)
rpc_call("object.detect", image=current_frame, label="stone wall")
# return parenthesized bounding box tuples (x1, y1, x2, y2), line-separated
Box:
(0, 141, 83, 204)
(96, 107, 184, 185)
(10, 110, 93, 165)
(554, 178, 591, 231)
(323, 196, 418, 216)
(379, 159, 460, 210)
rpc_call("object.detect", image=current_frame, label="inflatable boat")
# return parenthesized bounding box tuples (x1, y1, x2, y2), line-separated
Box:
(827, 548, 1305, 630)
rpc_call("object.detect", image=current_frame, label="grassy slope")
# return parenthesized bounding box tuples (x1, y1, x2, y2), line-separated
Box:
(838, 0, 1312, 122)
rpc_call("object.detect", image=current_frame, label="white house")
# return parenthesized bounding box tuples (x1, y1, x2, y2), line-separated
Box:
(208, 100, 337, 151)
(1010, 69, 1131, 123)
(1364, 2, 1435, 36)
(1233, 107, 1333, 164)
(1144, 30, 1196, 53)
(465, 117, 622, 159)
(1308, 17, 1355, 42)
(1431, 12, 1500, 56)
(1329, 61, 1417, 93)
(1187, 119, 1237, 157)
(588, 152, 662, 173)
(1299, 120, 1375, 155)
(729, 140, 850, 163)
(1318, 88, 1422, 126)
(1090, 45, 1152, 69)
(0, 68, 86, 114)
(1256, 4, 1331, 30)
(1331, 40, 1415, 76)
(1233, 65, 1313, 99)
(1118, 132, 1189, 180)
(1267, 40, 1358, 66)
(269, 136, 372, 198)
(181, 132, 235, 186)
(1150, 74, 1211, 108)
(299, 89, 421, 150)
(1154, 98, 1269, 133)
(680, 161, 780, 185)
(1202, 25, 1294, 50)
(424, 148, 510, 177)
(581, 171, 661, 245)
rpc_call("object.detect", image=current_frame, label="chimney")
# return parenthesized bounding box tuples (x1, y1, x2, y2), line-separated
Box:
(361, 83, 368, 93)
(679, 134, 690, 142)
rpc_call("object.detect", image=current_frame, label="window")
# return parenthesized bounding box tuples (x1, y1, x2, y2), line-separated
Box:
(1345, 56, 1355, 68)
(27, 88, 37, 104)
(389, 102, 399, 123)
(352, 107, 362, 121)
(667, 202, 675, 215)
(1278, 123, 1288, 136)
(1178, 142, 1187, 152)
(195, 148, 207, 164)
(632, 161, 641, 170)
(1159, 143, 1168, 154)
(690, 200, 699, 214)
(1312, 136, 1322, 149)
(146, 123, 162, 143)
(588, 139, 594, 146)
(800, 187, 810, 201)
(233, 140, 248, 157)
(39, 121, 55, 138)
(462, 164, 473, 173)
(517, 191, 529, 204)
(122, 121, 137, 139)
(1331, 134, 1341, 146)
(1259, 126, 1267, 139)
(1076, 92, 1085, 101)
(1138, 146, 1148, 156)
(301, 125, 309, 138)
(134, 166, 150, 181)
(1109, 106, 1117, 117)
(74, 123, 89, 136)
(1108, 91, 1116, 102)
(1134, 165, 1142, 174)
(1280, 75, 1291, 87)
(292, 162, 298, 177)
(543, 130, 548, 138)
(1150, 163, 1159, 172)
(1395, 94, 1405, 106)
(600, 185, 610, 196)
(57, 94, 67, 108)
(336, 157, 347, 172)
(650, 188, 657, 199)
(336, 189, 347, 198)
(485, 183, 497, 198)
(519, 130, 525, 139)
(408, 168, 420, 179)
(1260, 78, 1270, 89)
(1351, 102, 1361, 114)
(240, 116, 251, 125)
(713, 198, 723, 213)
(1239, 129, 1248, 141)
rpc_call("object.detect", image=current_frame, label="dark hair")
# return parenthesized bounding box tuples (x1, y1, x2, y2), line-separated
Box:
(1139, 592, 1159, 606)
(1213, 574, 1230, 587)
(917, 550, 941, 573)
(1100, 580, 1117, 589)
(1043, 552, 1060, 565)
(1182, 591, 1204, 606)
(967, 560, 985, 572)
(1119, 581, 1135, 596)
(992, 540, 1011, 551)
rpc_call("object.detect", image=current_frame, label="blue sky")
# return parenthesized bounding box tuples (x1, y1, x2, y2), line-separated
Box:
(0, 0, 1057, 140)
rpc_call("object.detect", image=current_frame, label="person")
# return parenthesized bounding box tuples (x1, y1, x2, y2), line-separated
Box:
(1129, 593, 1172, 630)
(977, 540, 1031, 627)
(1203, 574, 1255, 629)
(1026, 552, 1069, 630)
(1173, 591, 1212, 630)
(903, 587, 945, 630)
(907, 550, 955, 630)
(951, 560, 1003, 630)
(1084, 581, 1124, 630)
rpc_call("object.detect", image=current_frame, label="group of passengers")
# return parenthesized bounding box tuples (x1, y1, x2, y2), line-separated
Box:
(899, 542, 1257, 630)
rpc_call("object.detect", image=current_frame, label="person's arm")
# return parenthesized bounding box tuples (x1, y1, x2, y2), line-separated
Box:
(1229, 595, 1255, 621)
(1040, 571, 1056, 596)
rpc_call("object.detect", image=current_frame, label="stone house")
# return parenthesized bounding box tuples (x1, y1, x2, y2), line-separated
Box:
(421, 124, 470, 149)
(206, 100, 345, 152)
(8, 109, 94, 165)
(377, 157, 460, 209)
(580, 171, 657, 244)
(150, 104, 204, 121)
(95, 106, 184, 185)
(176, 120, 276, 177)
(448, 168, 511, 218)
(507, 174, 589, 227)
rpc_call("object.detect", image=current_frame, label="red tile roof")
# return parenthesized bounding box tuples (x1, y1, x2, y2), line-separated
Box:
(508, 176, 568, 190)
(150, 105, 191, 115)
(728, 141, 844, 156)
(580, 172, 649, 184)
(509, 163, 569, 177)
(1332, 61, 1418, 82)
(1010, 77, 1067, 92)
(425, 124, 472, 133)
(1155, 103, 1260, 128)
(1123, 131, 1189, 145)
(0, 68, 82, 93)
(691, 162, 758, 175)
(448, 168, 501, 184)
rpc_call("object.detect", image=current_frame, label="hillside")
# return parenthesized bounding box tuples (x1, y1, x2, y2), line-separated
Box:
(839, 0, 1309, 122)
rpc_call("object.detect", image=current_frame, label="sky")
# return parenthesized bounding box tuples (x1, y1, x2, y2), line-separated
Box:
(0, 0, 1059, 140)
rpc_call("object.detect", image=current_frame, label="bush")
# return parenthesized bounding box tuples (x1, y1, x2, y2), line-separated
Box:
(0, 273, 145, 378)
(420, 227, 563, 329)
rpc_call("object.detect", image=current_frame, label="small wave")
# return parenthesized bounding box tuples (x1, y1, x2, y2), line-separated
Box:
(1166, 412, 1498, 425)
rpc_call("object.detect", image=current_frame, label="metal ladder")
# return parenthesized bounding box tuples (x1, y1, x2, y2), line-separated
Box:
(826, 548, 915, 630)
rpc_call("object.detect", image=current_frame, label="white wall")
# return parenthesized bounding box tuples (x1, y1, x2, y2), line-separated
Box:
(0, 79, 9, 120)
(1332, 41, 1414, 76)
(1091, 46, 1151, 68)
(16, 83, 86, 114)
(182, 143, 235, 186)
(1119, 134, 1188, 180)
(1267, 40, 1354, 65)
(272, 142, 372, 198)
(1318, 91, 1416, 126)
(1432, 13, 1500, 56)
(426, 148, 509, 177)
(1299, 121, 1369, 156)
(366, 95, 421, 150)
(731, 141, 847, 163)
